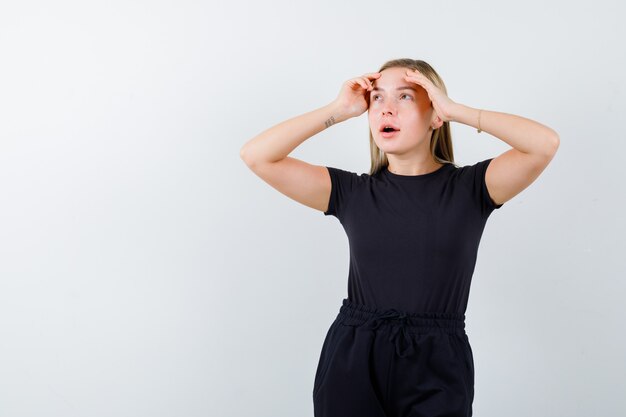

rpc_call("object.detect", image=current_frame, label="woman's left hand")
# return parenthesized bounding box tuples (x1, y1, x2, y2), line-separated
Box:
(404, 68, 459, 123)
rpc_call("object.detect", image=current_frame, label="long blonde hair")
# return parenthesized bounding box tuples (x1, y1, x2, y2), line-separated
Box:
(368, 58, 456, 176)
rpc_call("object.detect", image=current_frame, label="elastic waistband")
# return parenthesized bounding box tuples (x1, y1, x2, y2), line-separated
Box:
(338, 298, 465, 333)
(337, 299, 466, 358)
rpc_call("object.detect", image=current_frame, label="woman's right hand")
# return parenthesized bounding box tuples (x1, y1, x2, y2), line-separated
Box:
(332, 72, 381, 121)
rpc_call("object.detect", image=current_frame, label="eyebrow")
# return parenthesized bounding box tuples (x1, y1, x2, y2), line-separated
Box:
(370, 86, 418, 93)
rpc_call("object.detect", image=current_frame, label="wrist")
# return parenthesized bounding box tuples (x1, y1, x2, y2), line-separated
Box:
(448, 103, 467, 123)
(450, 103, 479, 128)
(326, 101, 350, 124)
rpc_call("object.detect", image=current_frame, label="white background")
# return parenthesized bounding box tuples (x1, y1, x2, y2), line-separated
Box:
(0, 1, 624, 416)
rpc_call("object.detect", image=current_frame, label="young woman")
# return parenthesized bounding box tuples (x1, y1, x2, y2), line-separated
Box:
(240, 58, 559, 417)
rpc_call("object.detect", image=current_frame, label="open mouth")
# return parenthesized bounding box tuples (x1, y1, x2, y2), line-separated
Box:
(381, 130, 399, 138)
(380, 125, 400, 137)
(380, 123, 400, 133)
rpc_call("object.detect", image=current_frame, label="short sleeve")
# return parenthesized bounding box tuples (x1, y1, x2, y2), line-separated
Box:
(460, 158, 504, 216)
(323, 166, 361, 219)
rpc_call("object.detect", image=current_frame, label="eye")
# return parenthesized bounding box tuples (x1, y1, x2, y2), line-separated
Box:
(371, 94, 412, 102)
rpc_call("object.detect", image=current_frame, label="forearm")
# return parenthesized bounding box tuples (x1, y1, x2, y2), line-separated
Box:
(240, 101, 347, 165)
(450, 104, 560, 156)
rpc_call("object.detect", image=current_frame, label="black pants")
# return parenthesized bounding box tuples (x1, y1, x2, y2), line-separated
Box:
(313, 298, 475, 417)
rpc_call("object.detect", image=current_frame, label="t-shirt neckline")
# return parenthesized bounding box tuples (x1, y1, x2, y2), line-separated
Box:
(383, 163, 452, 180)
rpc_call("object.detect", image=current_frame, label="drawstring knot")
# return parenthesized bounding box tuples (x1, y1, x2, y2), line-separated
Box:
(365, 309, 416, 358)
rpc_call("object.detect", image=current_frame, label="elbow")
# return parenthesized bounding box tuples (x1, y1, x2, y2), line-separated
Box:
(240, 144, 262, 169)
(541, 130, 560, 157)
(240, 144, 254, 166)
(549, 132, 560, 154)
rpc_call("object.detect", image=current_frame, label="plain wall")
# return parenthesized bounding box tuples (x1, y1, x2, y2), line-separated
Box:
(0, 0, 624, 416)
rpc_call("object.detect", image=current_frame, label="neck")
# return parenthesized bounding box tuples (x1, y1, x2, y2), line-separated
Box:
(387, 159, 443, 176)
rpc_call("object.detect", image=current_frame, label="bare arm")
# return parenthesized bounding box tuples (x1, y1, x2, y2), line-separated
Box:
(239, 102, 348, 165)
(239, 72, 380, 212)
(451, 104, 560, 206)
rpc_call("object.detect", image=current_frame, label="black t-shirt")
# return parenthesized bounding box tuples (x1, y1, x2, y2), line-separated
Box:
(323, 158, 504, 315)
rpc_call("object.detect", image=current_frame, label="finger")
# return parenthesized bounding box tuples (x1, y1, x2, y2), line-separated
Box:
(403, 75, 422, 88)
(405, 70, 425, 81)
(354, 79, 368, 90)
(406, 71, 431, 85)
(404, 72, 423, 81)
(361, 77, 373, 90)
(404, 74, 428, 89)
(366, 74, 380, 87)
(348, 78, 363, 88)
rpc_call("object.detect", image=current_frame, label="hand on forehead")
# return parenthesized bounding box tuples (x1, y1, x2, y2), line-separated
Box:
(372, 68, 423, 94)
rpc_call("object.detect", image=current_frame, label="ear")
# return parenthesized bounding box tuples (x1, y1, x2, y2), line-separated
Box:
(431, 115, 444, 130)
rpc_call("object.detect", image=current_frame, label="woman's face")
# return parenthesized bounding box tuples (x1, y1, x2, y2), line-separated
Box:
(367, 67, 435, 155)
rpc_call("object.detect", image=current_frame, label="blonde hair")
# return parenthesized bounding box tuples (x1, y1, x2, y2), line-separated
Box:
(368, 58, 457, 176)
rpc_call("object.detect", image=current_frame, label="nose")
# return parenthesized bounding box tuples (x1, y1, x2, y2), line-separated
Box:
(381, 101, 396, 116)
(381, 106, 395, 117)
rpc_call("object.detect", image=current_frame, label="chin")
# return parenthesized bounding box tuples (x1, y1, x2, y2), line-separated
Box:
(376, 145, 399, 155)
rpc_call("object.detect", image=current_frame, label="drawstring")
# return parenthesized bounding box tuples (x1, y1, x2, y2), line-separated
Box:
(364, 309, 416, 358)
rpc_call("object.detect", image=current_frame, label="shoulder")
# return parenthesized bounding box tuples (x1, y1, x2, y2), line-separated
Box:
(326, 166, 372, 186)
(451, 159, 491, 180)
(324, 166, 371, 218)
(451, 158, 503, 213)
